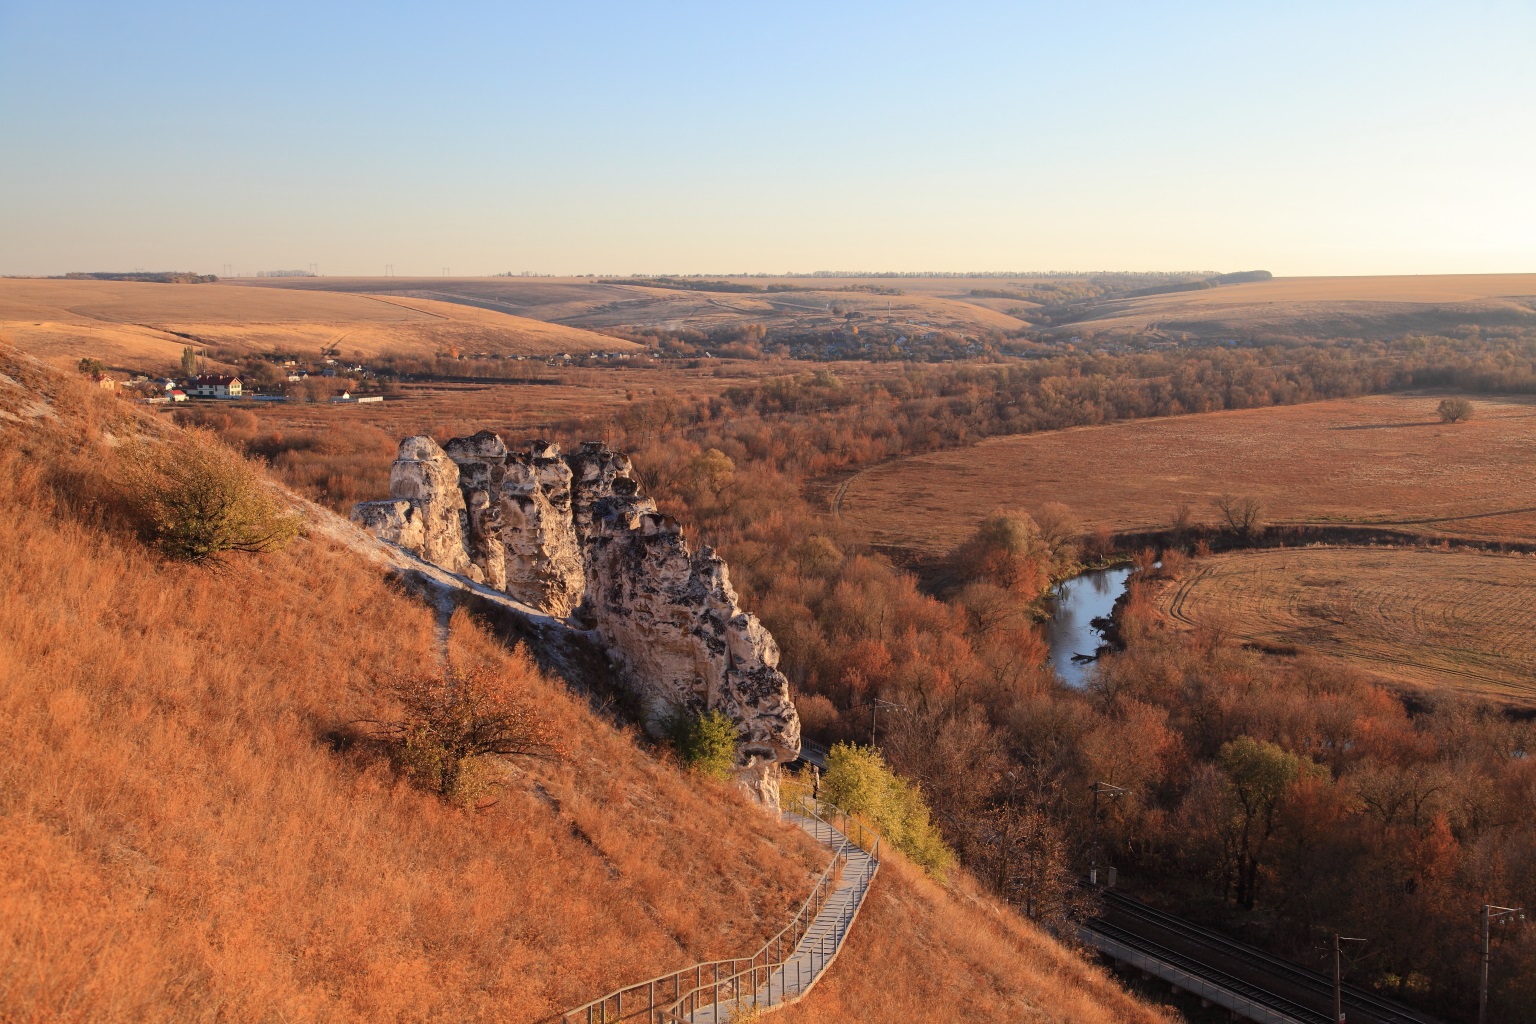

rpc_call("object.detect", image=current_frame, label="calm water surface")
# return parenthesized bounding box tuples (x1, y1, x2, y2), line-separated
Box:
(1047, 566, 1135, 688)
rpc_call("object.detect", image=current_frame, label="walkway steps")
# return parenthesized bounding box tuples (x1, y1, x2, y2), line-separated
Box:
(553, 798, 879, 1024)
(682, 812, 877, 1022)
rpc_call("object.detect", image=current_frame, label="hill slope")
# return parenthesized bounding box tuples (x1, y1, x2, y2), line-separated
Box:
(0, 346, 1165, 1023)
(1047, 273, 1536, 339)
(0, 279, 636, 376)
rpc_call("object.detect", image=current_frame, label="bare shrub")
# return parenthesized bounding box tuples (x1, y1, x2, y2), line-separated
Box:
(1158, 547, 1189, 580)
(1437, 397, 1473, 423)
(375, 666, 565, 807)
(1213, 493, 1264, 538)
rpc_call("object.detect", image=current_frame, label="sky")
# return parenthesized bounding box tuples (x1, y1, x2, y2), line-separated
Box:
(1, 1, 1533, 277)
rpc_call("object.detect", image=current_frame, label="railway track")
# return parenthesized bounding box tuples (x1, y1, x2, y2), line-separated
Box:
(1090, 891, 1442, 1024)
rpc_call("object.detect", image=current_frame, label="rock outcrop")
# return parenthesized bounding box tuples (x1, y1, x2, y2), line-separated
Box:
(351, 433, 801, 805)
(585, 493, 800, 804)
(351, 437, 478, 580)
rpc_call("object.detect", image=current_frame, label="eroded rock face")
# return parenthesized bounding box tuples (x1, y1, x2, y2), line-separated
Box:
(350, 432, 801, 805)
(351, 436, 478, 580)
(585, 494, 801, 805)
(498, 443, 585, 616)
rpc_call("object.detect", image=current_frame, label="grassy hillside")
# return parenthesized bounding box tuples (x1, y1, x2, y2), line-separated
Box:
(0, 279, 636, 376)
(230, 274, 1032, 336)
(0, 346, 1164, 1023)
(1046, 273, 1536, 339)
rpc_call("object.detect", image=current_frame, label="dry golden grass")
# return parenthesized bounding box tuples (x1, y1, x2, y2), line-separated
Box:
(1152, 547, 1536, 704)
(234, 275, 1031, 335)
(0, 345, 1160, 1022)
(1059, 273, 1536, 338)
(0, 349, 829, 1022)
(773, 856, 1170, 1024)
(0, 279, 635, 374)
(839, 393, 1536, 555)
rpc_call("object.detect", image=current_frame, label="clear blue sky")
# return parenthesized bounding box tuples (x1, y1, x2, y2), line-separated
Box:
(2, 1, 1532, 277)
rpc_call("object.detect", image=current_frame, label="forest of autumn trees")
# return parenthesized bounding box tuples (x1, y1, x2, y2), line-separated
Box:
(194, 329, 1536, 1021)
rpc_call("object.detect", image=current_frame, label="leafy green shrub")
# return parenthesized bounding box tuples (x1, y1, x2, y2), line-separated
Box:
(822, 742, 954, 878)
(122, 429, 300, 563)
(665, 708, 739, 782)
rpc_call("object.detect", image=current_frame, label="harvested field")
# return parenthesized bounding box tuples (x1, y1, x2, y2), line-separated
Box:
(1152, 547, 1536, 703)
(231, 275, 1031, 336)
(838, 393, 1536, 555)
(0, 279, 635, 374)
(1051, 273, 1536, 339)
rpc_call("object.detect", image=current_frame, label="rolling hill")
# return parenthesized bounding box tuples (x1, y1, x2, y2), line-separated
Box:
(0, 343, 1166, 1024)
(0, 279, 639, 376)
(1042, 273, 1536, 340)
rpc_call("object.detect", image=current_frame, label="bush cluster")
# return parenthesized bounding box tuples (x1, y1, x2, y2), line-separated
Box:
(665, 708, 739, 782)
(121, 429, 300, 563)
(822, 742, 954, 878)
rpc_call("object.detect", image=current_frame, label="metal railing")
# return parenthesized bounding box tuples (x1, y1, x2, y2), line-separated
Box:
(552, 794, 880, 1024)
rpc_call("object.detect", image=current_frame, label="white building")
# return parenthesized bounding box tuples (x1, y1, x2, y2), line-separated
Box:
(189, 374, 242, 398)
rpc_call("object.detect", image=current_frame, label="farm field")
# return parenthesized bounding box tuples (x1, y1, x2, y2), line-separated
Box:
(230, 274, 1032, 336)
(837, 393, 1536, 555)
(0, 279, 635, 375)
(1049, 273, 1536, 339)
(1152, 547, 1536, 703)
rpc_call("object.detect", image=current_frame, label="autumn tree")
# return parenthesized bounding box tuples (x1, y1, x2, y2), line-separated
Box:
(1219, 736, 1327, 909)
(822, 742, 954, 876)
(1213, 493, 1264, 538)
(970, 802, 1091, 926)
(951, 510, 1055, 595)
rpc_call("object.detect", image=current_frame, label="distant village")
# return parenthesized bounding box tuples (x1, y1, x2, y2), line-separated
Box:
(75, 345, 638, 406)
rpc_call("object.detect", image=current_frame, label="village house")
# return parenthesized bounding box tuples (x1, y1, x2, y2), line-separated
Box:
(189, 373, 242, 398)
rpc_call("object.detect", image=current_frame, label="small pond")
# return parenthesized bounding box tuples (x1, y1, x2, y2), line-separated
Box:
(1046, 565, 1135, 688)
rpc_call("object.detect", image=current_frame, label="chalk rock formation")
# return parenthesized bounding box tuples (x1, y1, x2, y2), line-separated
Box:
(351, 436, 478, 580)
(498, 442, 587, 616)
(585, 493, 801, 805)
(350, 432, 801, 805)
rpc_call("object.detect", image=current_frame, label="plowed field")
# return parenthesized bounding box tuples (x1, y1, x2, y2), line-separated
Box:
(1153, 547, 1536, 703)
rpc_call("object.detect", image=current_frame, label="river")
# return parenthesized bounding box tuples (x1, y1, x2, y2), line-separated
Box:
(1046, 565, 1135, 688)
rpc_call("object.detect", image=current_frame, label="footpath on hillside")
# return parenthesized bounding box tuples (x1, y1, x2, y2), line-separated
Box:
(556, 799, 879, 1024)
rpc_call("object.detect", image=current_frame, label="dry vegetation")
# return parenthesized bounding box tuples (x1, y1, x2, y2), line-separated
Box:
(238, 272, 1536, 345)
(1153, 547, 1536, 703)
(772, 857, 1167, 1024)
(233, 274, 1033, 336)
(1050, 273, 1536, 340)
(840, 392, 1536, 555)
(0, 279, 634, 376)
(0, 349, 823, 1021)
(0, 344, 1168, 1023)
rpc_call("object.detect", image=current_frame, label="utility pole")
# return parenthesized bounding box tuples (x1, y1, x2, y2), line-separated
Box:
(849, 698, 906, 750)
(1088, 781, 1126, 886)
(869, 698, 905, 749)
(1481, 904, 1524, 1024)
(1328, 933, 1365, 1023)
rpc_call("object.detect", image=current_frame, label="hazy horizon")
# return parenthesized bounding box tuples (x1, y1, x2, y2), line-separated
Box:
(3, 1, 1533, 278)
